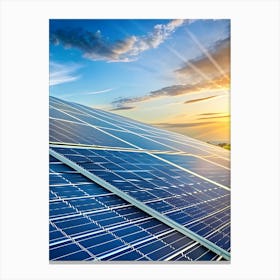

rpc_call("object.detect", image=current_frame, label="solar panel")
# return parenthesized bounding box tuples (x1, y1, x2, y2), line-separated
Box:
(50, 147, 230, 252)
(49, 96, 230, 261)
(49, 158, 223, 261)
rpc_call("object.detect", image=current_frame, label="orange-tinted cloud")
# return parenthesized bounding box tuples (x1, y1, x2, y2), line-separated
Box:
(152, 121, 215, 128)
(112, 37, 230, 110)
(198, 112, 223, 116)
(184, 95, 217, 104)
(110, 106, 135, 111)
(175, 37, 230, 84)
(112, 74, 229, 109)
(197, 115, 230, 120)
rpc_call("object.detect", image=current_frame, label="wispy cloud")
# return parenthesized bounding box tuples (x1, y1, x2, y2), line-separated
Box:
(112, 84, 194, 107)
(197, 114, 230, 120)
(85, 88, 114, 95)
(198, 112, 224, 116)
(112, 75, 228, 109)
(152, 121, 215, 128)
(61, 88, 114, 98)
(110, 106, 135, 111)
(49, 62, 81, 86)
(184, 95, 218, 104)
(50, 19, 188, 62)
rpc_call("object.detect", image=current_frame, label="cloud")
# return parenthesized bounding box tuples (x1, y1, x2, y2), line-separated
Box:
(175, 37, 230, 83)
(198, 112, 223, 116)
(197, 115, 230, 120)
(50, 19, 187, 62)
(112, 84, 195, 107)
(85, 88, 113, 95)
(112, 74, 228, 109)
(110, 106, 135, 111)
(152, 121, 215, 128)
(185, 29, 228, 80)
(111, 37, 230, 110)
(49, 62, 81, 86)
(184, 95, 218, 104)
(61, 88, 113, 98)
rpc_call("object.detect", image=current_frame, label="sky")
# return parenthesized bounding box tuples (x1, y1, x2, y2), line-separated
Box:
(49, 19, 230, 143)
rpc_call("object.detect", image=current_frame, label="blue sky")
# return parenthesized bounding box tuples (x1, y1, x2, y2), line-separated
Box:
(49, 19, 230, 142)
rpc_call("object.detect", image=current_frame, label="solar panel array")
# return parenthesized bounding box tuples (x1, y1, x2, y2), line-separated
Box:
(49, 96, 230, 261)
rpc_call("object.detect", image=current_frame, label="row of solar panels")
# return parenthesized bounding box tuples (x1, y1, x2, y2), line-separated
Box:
(50, 96, 230, 162)
(49, 96, 230, 261)
(50, 156, 225, 261)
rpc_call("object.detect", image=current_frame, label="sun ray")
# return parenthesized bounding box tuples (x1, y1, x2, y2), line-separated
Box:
(185, 28, 229, 81)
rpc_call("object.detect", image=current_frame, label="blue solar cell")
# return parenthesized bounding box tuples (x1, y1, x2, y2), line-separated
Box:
(57, 250, 92, 261)
(50, 206, 77, 218)
(49, 230, 65, 241)
(54, 216, 89, 228)
(63, 223, 99, 236)
(88, 239, 125, 256)
(196, 250, 217, 261)
(147, 245, 175, 260)
(50, 187, 85, 198)
(50, 163, 74, 173)
(140, 222, 169, 235)
(78, 232, 115, 248)
(170, 236, 192, 249)
(96, 195, 127, 207)
(129, 190, 157, 201)
(78, 184, 110, 195)
(110, 250, 144, 261)
(49, 174, 68, 185)
(89, 211, 117, 221)
(148, 188, 172, 198)
(136, 240, 166, 255)
(98, 216, 126, 227)
(147, 200, 174, 212)
(122, 231, 151, 243)
(187, 246, 211, 260)
(50, 242, 82, 260)
(167, 211, 192, 224)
